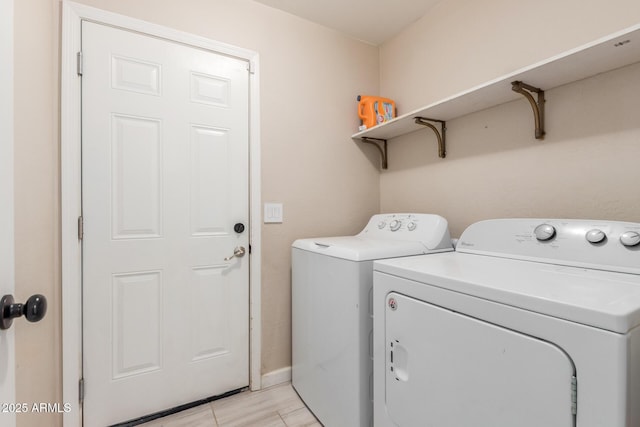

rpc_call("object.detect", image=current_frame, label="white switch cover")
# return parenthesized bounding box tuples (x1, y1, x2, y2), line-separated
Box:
(264, 203, 283, 223)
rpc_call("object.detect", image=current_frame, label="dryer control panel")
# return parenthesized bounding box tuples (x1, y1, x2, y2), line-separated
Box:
(457, 218, 640, 275)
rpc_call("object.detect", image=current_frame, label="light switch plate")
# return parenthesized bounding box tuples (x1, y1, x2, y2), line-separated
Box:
(264, 203, 283, 223)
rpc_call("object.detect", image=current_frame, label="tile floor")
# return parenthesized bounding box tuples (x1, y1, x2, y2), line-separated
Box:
(138, 383, 321, 427)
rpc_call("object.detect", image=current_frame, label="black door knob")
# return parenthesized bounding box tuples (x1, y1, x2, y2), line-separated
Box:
(0, 294, 47, 330)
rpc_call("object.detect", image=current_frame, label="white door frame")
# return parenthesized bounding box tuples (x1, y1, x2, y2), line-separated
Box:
(0, 0, 15, 425)
(61, 2, 262, 426)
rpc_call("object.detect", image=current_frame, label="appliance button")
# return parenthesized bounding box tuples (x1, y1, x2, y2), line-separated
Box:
(585, 229, 606, 244)
(389, 220, 402, 232)
(534, 224, 556, 241)
(407, 222, 417, 231)
(377, 221, 386, 229)
(620, 231, 640, 247)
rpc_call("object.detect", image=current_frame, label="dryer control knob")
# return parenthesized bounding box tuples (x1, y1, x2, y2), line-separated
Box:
(534, 224, 556, 241)
(377, 221, 386, 230)
(389, 220, 402, 232)
(407, 222, 417, 231)
(585, 229, 606, 244)
(620, 231, 640, 247)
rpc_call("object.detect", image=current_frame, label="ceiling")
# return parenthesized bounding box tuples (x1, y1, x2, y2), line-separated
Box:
(252, 0, 442, 45)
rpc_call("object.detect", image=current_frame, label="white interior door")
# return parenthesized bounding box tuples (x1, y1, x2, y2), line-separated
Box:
(0, 1, 15, 425)
(81, 21, 250, 426)
(385, 292, 576, 427)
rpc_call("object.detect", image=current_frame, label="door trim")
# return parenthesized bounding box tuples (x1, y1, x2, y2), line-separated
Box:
(0, 0, 15, 425)
(61, 2, 262, 426)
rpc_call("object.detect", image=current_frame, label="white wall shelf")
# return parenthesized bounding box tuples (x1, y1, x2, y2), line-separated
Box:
(352, 24, 640, 169)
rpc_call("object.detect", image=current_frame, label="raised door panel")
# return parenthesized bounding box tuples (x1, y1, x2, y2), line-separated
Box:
(189, 125, 230, 236)
(112, 271, 163, 378)
(190, 266, 231, 362)
(111, 114, 162, 239)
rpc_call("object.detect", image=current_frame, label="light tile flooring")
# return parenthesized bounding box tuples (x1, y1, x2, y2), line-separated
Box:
(139, 383, 321, 427)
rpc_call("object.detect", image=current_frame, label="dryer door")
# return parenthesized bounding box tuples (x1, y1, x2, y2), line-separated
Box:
(385, 292, 576, 427)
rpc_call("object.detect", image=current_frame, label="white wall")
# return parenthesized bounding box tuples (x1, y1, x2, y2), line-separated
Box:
(379, 0, 640, 236)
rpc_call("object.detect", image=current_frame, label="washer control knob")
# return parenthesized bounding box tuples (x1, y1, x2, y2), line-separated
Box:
(377, 221, 386, 230)
(389, 220, 402, 232)
(585, 229, 606, 244)
(620, 231, 640, 247)
(534, 224, 556, 241)
(407, 222, 417, 231)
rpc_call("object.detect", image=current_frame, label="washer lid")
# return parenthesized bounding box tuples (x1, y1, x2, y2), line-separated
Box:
(375, 253, 640, 333)
(293, 236, 449, 261)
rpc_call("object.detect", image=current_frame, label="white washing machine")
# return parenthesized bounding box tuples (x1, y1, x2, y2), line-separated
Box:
(373, 218, 640, 427)
(292, 213, 453, 427)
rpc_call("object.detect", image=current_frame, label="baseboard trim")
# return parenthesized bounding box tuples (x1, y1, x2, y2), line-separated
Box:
(261, 366, 292, 389)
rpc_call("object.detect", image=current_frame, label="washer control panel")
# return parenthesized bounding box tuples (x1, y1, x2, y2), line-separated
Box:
(358, 214, 452, 251)
(365, 214, 426, 234)
(372, 214, 432, 232)
(458, 219, 640, 274)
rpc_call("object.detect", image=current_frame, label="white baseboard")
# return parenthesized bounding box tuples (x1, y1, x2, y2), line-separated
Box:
(261, 366, 292, 389)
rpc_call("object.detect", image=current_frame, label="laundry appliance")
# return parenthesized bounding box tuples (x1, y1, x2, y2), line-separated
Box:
(373, 218, 640, 427)
(292, 213, 453, 427)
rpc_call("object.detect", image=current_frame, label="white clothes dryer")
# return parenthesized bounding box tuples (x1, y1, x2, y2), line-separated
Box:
(373, 218, 640, 427)
(292, 214, 453, 427)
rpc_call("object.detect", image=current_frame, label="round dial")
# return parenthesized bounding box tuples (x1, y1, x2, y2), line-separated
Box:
(585, 229, 606, 244)
(534, 224, 556, 241)
(620, 231, 640, 247)
(377, 221, 386, 230)
(389, 220, 402, 232)
(407, 222, 417, 231)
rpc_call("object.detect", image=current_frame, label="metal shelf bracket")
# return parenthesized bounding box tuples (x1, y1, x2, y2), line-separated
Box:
(511, 81, 545, 139)
(361, 137, 388, 169)
(414, 117, 446, 158)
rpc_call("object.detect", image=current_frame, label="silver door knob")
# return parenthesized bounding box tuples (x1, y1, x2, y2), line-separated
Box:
(224, 246, 246, 261)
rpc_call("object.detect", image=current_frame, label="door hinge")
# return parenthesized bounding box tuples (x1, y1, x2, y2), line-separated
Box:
(77, 216, 84, 240)
(79, 378, 85, 404)
(77, 51, 83, 76)
(247, 61, 254, 74)
(249, 244, 252, 254)
(571, 375, 577, 415)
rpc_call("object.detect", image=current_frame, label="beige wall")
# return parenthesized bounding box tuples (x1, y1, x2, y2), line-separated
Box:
(14, 1, 61, 427)
(13, 0, 640, 425)
(13, 0, 379, 425)
(379, 0, 640, 237)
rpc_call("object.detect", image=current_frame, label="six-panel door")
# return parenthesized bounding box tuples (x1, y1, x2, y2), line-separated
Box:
(81, 21, 249, 426)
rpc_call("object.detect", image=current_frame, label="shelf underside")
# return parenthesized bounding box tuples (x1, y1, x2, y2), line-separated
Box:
(352, 25, 640, 142)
